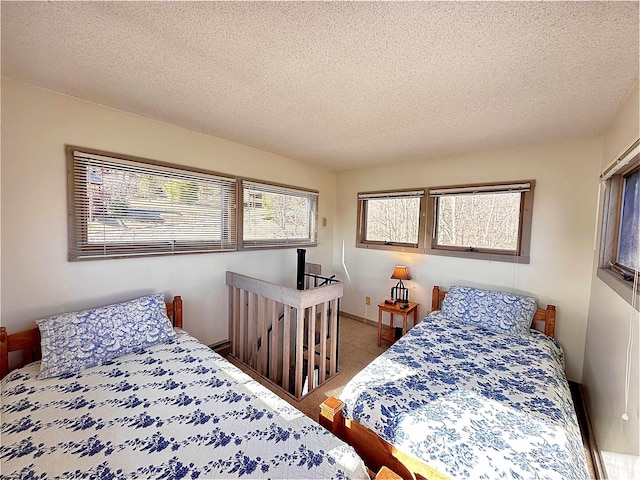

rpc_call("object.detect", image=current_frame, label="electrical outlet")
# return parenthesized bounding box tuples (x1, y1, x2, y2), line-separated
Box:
(365, 296, 371, 305)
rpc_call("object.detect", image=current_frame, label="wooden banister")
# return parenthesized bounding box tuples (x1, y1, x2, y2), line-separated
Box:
(226, 271, 343, 400)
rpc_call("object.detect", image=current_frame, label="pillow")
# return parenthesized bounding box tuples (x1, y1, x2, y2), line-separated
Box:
(440, 285, 537, 336)
(37, 294, 176, 379)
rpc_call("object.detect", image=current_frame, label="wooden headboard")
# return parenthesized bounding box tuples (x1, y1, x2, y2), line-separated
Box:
(0, 296, 183, 379)
(431, 286, 556, 338)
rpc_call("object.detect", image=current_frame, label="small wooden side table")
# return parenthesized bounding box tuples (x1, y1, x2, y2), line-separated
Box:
(377, 301, 419, 346)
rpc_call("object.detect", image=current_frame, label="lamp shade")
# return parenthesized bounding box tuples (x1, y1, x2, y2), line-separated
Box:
(390, 266, 411, 281)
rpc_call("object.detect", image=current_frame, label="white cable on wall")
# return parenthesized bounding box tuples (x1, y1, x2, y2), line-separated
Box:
(341, 240, 352, 284)
(512, 247, 520, 291)
(622, 268, 638, 422)
(593, 180, 604, 251)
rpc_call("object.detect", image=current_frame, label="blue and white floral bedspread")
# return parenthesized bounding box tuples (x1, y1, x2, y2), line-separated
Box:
(339, 313, 590, 480)
(1, 331, 368, 479)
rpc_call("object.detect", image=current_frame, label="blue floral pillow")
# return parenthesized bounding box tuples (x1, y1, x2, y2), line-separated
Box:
(37, 294, 176, 379)
(440, 285, 537, 337)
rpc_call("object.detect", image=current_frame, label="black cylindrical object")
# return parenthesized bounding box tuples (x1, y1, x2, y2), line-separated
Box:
(296, 249, 306, 290)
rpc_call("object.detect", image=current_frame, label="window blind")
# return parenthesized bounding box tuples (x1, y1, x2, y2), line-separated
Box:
(241, 180, 318, 247)
(429, 182, 531, 197)
(601, 139, 639, 181)
(69, 149, 237, 260)
(358, 190, 425, 200)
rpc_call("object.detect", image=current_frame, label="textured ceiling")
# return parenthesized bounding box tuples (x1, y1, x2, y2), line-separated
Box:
(2, 1, 638, 171)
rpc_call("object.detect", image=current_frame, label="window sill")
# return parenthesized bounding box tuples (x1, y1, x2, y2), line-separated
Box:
(355, 242, 423, 254)
(597, 268, 640, 309)
(239, 242, 317, 251)
(426, 247, 530, 264)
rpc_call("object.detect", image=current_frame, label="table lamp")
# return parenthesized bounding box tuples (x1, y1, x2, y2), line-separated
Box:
(390, 266, 411, 303)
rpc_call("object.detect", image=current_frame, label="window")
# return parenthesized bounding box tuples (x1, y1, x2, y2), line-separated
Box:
(356, 189, 426, 252)
(599, 139, 639, 304)
(67, 146, 236, 260)
(617, 168, 639, 272)
(240, 180, 318, 248)
(426, 181, 534, 263)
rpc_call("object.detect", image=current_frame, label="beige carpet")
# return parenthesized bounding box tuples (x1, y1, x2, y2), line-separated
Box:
(227, 315, 388, 420)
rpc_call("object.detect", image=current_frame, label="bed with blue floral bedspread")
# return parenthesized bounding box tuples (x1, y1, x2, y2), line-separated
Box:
(338, 286, 590, 480)
(1, 329, 369, 479)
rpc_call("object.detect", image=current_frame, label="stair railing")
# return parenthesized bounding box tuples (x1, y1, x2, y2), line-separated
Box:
(226, 271, 342, 400)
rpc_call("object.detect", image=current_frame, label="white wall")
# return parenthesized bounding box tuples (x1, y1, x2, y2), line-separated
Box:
(4, 73, 638, 472)
(583, 81, 639, 467)
(0, 78, 337, 345)
(333, 136, 602, 382)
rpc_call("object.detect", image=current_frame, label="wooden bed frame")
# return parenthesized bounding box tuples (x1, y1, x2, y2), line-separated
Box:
(320, 286, 558, 480)
(0, 297, 405, 480)
(0, 296, 183, 379)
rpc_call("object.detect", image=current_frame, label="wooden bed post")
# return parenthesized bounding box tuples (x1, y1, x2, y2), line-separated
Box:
(545, 305, 556, 338)
(319, 397, 425, 480)
(319, 396, 345, 436)
(173, 296, 183, 329)
(431, 285, 441, 311)
(375, 466, 404, 480)
(0, 327, 8, 379)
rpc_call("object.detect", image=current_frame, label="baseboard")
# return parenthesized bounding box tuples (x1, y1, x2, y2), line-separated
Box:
(340, 310, 378, 328)
(209, 340, 231, 357)
(580, 384, 608, 479)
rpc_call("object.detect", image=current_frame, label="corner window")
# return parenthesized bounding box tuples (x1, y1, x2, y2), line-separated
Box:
(356, 189, 426, 252)
(67, 146, 236, 260)
(240, 180, 318, 248)
(617, 168, 639, 272)
(426, 181, 534, 263)
(598, 139, 639, 304)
